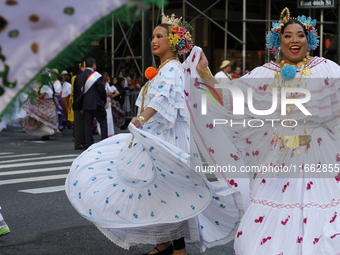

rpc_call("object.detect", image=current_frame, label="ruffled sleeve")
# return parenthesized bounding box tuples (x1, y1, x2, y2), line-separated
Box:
(40, 85, 54, 98)
(136, 60, 186, 129)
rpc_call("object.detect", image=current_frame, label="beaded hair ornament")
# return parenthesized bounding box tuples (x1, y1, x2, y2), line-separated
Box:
(161, 13, 194, 55)
(266, 7, 319, 60)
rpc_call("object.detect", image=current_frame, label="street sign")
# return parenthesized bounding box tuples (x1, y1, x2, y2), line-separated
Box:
(298, 0, 334, 8)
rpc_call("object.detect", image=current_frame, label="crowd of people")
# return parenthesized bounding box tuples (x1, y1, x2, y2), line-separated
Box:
(6, 57, 144, 150)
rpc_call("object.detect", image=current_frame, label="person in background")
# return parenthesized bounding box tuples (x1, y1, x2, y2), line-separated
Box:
(232, 66, 242, 79)
(79, 57, 108, 147)
(118, 71, 129, 88)
(97, 72, 118, 137)
(61, 70, 72, 128)
(214, 59, 232, 85)
(0, 206, 10, 236)
(111, 76, 118, 86)
(113, 77, 126, 108)
(19, 70, 61, 140)
(110, 77, 125, 130)
(50, 68, 66, 132)
(118, 71, 131, 118)
(72, 61, 87, 150)
(135, 76, 144, 92)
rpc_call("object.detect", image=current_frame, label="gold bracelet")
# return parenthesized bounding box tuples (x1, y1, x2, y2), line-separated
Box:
(198, 66, 213, 78)
(137, 115, 145, 124)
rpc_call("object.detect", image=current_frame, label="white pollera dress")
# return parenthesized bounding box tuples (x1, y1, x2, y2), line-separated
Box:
(65, 58, 243, 251)
(184, 49, 340, 255)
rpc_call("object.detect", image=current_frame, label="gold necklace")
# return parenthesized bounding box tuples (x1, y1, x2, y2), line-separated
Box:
(157, 56, 179, 72)
(274, 54, 311, 79)
(140, 56, 179, 112)
(270, 55, 313, 159)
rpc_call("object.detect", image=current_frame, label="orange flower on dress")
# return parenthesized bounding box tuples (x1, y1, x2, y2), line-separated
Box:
(145, 66, 158, 80)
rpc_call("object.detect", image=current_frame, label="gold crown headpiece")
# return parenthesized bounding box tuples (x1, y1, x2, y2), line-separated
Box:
(280, 7, 290, 26)
(161, 13, 182, 27)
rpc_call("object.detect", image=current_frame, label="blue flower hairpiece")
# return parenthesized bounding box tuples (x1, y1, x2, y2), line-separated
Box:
(266, 8, 319, 59)
(42, 70, 51, 77)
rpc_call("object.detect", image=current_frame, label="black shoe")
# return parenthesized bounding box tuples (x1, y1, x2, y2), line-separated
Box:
(141, 244, 173, 255)
(75, 145, 87, 150)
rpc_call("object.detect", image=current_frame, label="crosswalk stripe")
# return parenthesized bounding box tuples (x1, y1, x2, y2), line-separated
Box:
(0, 174, 68, 185)
(0, 154, 79, 164)
(0, 152, 14, 156)
(0, 159, 75, 169)
(0, 152, 75, 194)
(0, 166, 70, 176)
(0, 153, 46, 159)
(19, 185, 65, 194)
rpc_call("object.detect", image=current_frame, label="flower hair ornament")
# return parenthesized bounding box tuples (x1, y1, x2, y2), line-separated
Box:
(41, 70, 51, 77)
(266, 7, 319, 60)
(161, 13, 194, 55)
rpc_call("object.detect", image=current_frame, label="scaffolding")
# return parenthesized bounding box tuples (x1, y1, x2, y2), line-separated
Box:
(102, 0, 339, 80)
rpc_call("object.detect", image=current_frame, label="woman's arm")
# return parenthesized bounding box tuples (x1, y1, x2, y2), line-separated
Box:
(110, 90, 120, 98)
(37, 93, 46, 99)
(130, 107, 157, 128)
(196, 51, 223, 102)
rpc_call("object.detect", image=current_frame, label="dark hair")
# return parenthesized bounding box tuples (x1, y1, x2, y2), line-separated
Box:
(281, 19, 307, 36)
(116, 77, 125, 86)
(158, 23, 171, 32)
(85, 57, 96, 68)
(119, 71, 126, 77)
(64, 73, 71, 82)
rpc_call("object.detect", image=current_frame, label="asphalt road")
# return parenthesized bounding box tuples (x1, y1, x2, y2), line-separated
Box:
(0, 125, 234, 255)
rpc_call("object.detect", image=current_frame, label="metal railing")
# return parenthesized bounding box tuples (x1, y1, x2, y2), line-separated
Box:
(122, 91, 139, 119)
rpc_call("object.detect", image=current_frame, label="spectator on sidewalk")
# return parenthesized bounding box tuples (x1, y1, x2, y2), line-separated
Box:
(61, 70, 72, 128)
(214, 60, 232, 85)
(111, 77, 125, 130)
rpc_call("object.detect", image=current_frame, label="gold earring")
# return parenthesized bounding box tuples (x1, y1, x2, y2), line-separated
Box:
(277, 46, 282, 60)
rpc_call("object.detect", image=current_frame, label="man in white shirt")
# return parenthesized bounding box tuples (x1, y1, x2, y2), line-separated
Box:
(61, 70, 72, 128)
(214, 60, 232, 86)
(51, 68, 62, 95)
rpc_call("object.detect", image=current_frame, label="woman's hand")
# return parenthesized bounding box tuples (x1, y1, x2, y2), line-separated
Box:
(131, 117, 144, 128)
(130, 108, 156, 128)
(196, 51, 209, 72)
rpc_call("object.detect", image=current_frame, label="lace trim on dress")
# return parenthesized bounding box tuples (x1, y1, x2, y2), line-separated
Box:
(97, 221, 189, 250)
(251, 197, 340, 210)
